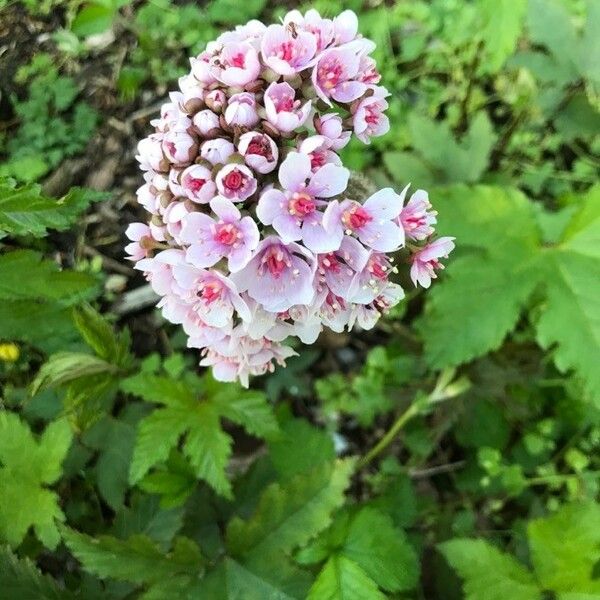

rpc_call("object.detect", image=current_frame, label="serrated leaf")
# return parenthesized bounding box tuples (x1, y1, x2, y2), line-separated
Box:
(0, 546, 74, 600)
(226, 459, 355, 560)
(343, 508, 419, 592)
(123, 373, 275, 497)
(32, 352, 117, 396)
(268, 418, 335, 481)
(0, 413, 72, 548)
(0, 301, 80, 352)
(0, 178, 103, 239)
(307, 555, 387, 600)
(440, 539, 541, 600)
(478, 0, 526, 73)
(527, 502, 600, 594)
(0, 250, 96, 302)
(419, 186, 543, 368)
(72, 304, 133, 367)
(536, 187, 600, 401)
(63, 530, 202, 585)
(408, 113, 496, 184)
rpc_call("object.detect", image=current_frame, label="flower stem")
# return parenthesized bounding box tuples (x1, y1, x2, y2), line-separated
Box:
(358, 368, 470, 469)
(358, 402, 420, 469)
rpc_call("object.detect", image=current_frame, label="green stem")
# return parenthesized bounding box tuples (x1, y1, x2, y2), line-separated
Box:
(358, 402, 420, 469)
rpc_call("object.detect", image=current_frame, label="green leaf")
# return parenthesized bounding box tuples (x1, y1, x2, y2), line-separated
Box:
(71, 3, 116, 37)
(32, 352, 117, 396)
(527, 502, 600, 594)
(343, 508, 419, 592)
(419, 186, 542, 368)
(0, 413, 72, 548)
(227, 459, 355, 560)
(408, 113, 496, 184)
(478, 0, 527, 73)
(0, 546, 75, 600)
(0, 178, 102, 239)
(62, 529, 203, 585)
(0, 250, 96, 302)
(72, 304, 133, 367)
(268, 418, 335, 481)
(307, 555, 387, 600)
(535, 187, 600, 400)
(0, 301, 81, 352)
(123, 373, 276, 497)
(439, 539, 541, 600)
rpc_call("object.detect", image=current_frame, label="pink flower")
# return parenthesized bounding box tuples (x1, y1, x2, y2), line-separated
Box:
(333, 9, 359, 45)
(193, 109, 220, 136)
(181, 196, 259, 272)
(358, 56, 381, 85)
(173, 264, 251, 327)
(352, 87, 390, 144)
(298, 135, 342, 172)
(200, 139, 235, 166)
(224, 92, 259, 127)
(323, 187, 407, 252)
(231, 236, 316, 312)
(316, 236, 369, 299)
(135, 249, 184, 296)
(261, 23, 317, 75)
(238, 132, 279, 174)
(312, 46, 367, 105)
(210, 41, 260, 86)
(136, 135, 167, 172)
(177, 164, 216, 203)
(350, 252, 395, 304)
(314, 113, 351, 150)
(136, 183, 159, 214)
(204, 89, 227, 113)
(256, 151, 349, 252)
(217, 20, 266, 47)
(410, 237, 455, 288)
(163, 200, 193, 243)
(125, 223, 154, 261)
(284, 9, 334, 52)
(190, 49, 218, 84)
(215, 163, 257, 202)
(398, 189, 437, 241)
(264, 82, 312, 133)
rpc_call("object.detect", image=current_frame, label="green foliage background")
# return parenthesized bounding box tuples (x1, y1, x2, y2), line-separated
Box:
(0, 0, 599, 598)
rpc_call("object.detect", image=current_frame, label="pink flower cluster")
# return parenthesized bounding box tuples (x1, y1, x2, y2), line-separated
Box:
(127, 10, 453, 386)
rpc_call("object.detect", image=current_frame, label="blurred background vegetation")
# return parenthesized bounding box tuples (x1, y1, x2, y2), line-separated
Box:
(0, 0, 599, 598)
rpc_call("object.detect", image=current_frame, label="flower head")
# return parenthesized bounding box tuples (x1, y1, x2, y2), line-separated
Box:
(410, 237, 455, 288)
(264, 82, 312, 133)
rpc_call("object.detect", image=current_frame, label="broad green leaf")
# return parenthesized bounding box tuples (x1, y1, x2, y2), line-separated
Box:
(268, 418, 335, 481)
(72, 304, 133, 367)
(536, 187, 600, 400)
(32, 352, 117, 396)
(408, 113, 496, 184)
(0, 250, 97, 302)
(0, 413, 72, 548)
(0, 178, 102, 239)
(211, 388, 279, 439)
(123, 373, 275, 497)
(343, 508, 419, 592)
(527, 502, 600, 594)
(0, 301, 80, 352)
(307, 555, 386, 600)
(526, 0, 579, 76)
(62, 530, 203, 585)
(419, 186, 543, 368)
(440, 539, 541, 600)
(83, 408, 142, 510)
(478, 0, 526, 73)
(71, 3, 115, 37)
(0, 546, 74, 600)
(227, 459, 355, 560)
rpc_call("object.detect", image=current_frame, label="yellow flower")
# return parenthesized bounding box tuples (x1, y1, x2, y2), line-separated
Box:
(0, 343, 20, 362)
